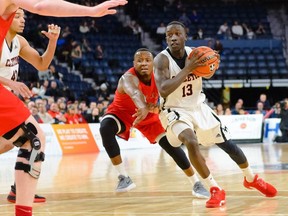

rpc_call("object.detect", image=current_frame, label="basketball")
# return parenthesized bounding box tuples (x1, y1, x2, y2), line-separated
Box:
(188, 46, 219, 78)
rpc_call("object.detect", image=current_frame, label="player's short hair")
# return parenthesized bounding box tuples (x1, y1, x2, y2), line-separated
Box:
(134, 48, 152, 58)
(167, 21, 186, 29)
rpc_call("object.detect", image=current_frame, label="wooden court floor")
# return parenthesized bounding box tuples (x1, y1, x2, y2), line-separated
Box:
(0, 143, 287, 215)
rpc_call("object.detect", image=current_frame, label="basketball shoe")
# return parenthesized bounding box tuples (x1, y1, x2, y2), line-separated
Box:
(206, 187, 226, 208)
(192, 181, 210, 199)
(7, 184, 46, 203)
(116, 175, 136, 192)
(243, 174, 277, 197)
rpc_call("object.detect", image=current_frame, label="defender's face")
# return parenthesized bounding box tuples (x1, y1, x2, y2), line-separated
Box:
(11, 9, 25, 33)
(166, 25, 187, 51)
(133, 51, 153, 77)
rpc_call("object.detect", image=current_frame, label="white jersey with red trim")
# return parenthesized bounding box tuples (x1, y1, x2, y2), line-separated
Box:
(159, 46, 206, 110)
(0, 36, 20, 89)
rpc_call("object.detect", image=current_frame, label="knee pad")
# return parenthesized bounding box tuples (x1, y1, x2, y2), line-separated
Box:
(15, 148, 45, 179)
(11, 122, 43, 179)
(13, 123, 41, 150)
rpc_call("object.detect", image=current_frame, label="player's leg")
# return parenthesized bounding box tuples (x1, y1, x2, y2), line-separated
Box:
(99, 115, 135, 192)
(216, 139, 277, 197)
(0, 139, 46, 203)
(2, 115, 46, 215)
(156, 133, 209, 198)
(166, 121, 225, 207)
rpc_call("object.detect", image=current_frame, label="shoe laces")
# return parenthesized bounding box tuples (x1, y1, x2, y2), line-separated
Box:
(211, 188, 221, 199)
(256, 177, 267, 189)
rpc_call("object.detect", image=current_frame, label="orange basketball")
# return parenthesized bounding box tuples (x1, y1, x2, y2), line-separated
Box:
(188, 46, 219, 78)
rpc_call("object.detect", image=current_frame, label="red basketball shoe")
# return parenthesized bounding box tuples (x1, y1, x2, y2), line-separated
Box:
(206, 187, 226, 208)
(244, 174, 277, 197)
(7, 185, 46, 203)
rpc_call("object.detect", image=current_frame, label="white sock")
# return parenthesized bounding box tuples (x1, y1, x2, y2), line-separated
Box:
(241, 166, 255, 182)
(114, 163, 128, 177)
(203, 174, 221, 189)
(187, 174, 200, 186)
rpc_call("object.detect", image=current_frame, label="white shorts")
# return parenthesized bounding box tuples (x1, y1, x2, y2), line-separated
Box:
(159, 103, 231, 147)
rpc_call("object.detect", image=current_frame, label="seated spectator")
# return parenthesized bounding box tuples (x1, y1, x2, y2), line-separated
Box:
(178, 12, 191, 27)
(193, 28, 204, 40)
(85, 107, 101, 123)
(255, 23, 266, 38)
(89, 19, 100, 33)
(156, 22, 166, 44)
(224, 107, 232, 115)
(94, 44, 104, 60)
(231, 101, 243, 115)
(217, 21, 230, 39)
(256, 93, 271, 110)
(30, 106, 43, 123)
(81, 38, 92, 53)
(190, 9, 201, 25)
(45, 80, 63, 99)
(231, 20, 244, 39)
(246, 27, 255, 39)
(214, 39, 223, 54)
(79, 21, 90, 34)
(70, 43, 83, 70)
(215, 103, 225, 115)
(253, 102, 266, 115)
(48, 102, 66, 124)
(38, 102, 55, 124)
(48, 64, 64, 87)
(64, 104, 81, 124)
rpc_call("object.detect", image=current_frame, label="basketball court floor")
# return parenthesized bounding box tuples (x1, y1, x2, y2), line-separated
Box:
(0, 142, 287, 215)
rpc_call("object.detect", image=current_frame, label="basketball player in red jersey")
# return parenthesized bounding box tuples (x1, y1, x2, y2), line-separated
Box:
(100, 48, 209, 198)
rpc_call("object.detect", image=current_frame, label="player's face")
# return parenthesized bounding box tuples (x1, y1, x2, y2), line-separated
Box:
(11, 9, 25, 34)
(166, 24, 187, 52)
(133, 51, 153, 78)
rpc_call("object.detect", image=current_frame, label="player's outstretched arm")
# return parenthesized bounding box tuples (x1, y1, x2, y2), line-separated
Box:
(19, 24, 60, 71)
(11, 0, 128, 17)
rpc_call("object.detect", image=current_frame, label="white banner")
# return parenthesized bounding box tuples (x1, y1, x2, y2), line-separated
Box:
(219, 114, 263, 140)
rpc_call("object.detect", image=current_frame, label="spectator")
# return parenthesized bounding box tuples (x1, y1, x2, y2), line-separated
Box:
(193, 28, 204, 39)
(38, 103, 55, 124)
(45, 80, 63, 99)
(255, 23, 266, 38)
(85, 107, 101, 123)
(253, 102, 266, 115)
(246, 27, 255, 39)
(79, 21, 90, 34)
(215, 103, 225, 115)
(190, 9, 200, 25)
(64, 104, 80, 124)
(94, 44, 104, 60)
(81, 38, 93, 53)
(178, 12, 191, 27)
(231, 101, 242, 115)
(217, 21, 230, 39)
(48, 65, 64, 87)
(214, 39, 223, 54)
(274, 99, 288, 142)
(48, 102, 66, 124)
(231, 20, 243, 39)
(70, 43, 83, 70)
(156, 22, 166, 44)
(30, 106, 43, 123)
(256, 93, 271, 110)
(89, 19, 100, 33)
(224, 107, 232, 115)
